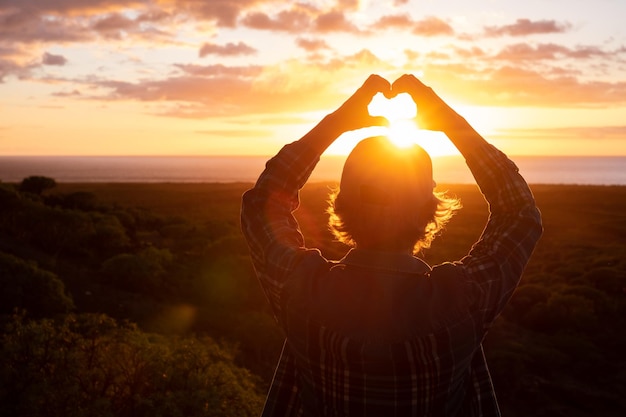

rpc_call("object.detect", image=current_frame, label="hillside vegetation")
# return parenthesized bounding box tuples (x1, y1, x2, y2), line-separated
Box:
(1, 177, 625, 416)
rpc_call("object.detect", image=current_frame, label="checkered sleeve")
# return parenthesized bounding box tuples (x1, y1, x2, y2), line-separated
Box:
(241, 140, 327, 322)
(460, 142, 543, 325)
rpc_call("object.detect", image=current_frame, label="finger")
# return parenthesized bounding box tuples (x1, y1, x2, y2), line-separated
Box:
(359, 74, 391, 100)
(392, 74, 428, 97)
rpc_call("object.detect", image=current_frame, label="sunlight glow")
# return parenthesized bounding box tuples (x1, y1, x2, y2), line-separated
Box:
(327, 93, 460, 156)
(368, 92, 419, 148)
(368, 93, 417, 121)
(366, 92, 457, 154)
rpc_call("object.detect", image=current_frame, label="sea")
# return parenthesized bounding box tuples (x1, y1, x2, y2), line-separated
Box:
(0, 155, 625, 185)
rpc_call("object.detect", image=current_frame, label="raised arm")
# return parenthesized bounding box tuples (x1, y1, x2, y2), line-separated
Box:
(392, 74, 487, 155)
(393, 74, 543, 323)
(299, 74, 391, 153)
(241, 75, 390, 321)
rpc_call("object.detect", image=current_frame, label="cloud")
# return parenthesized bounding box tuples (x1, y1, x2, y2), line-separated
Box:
(422, 63, 626, 107)
(412, 16, 454, 36)
(160, 0, 275, 27)
(485, 18, 572, 37)
(82, 49, 394, 118)
(52, 89, 82, 97)
(0, 8, 89, 43)
(0, 59, 20, 83)
(241, 9, 312, 32)
(314, 11, 359, 33)
(335, 0, 361, 10)
(452, 46, 487, 59)
(198, 41, 256, 57)
(372, 13, 414, 30)
(42, 52, 68, 66)
(0, 2, 175, 45)
(494, 43, 612, 61)
(241, 7, 360, 34)
(174, 63, 262, 77)
(92, 13, 136, 32)
(493, 125, 626, 142)
(1, 0, 146, 14)
(372, 14, 453, 36)
(295, 37, 330, 52)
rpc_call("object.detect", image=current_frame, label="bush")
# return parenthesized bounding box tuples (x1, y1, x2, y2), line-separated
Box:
(19, 176, 56, 195)
(100, 247, 173, 294)
(0, 313, 264, 417)
(0, 251, 74, 317)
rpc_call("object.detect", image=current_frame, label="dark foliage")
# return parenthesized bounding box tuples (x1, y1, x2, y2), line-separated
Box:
(19, 175, 57, 195)
(0, 313, 264, 417)
(0, 180, 625, 416)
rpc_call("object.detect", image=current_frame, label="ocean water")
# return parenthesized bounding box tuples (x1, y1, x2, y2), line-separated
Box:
(0, 155, 625, 185)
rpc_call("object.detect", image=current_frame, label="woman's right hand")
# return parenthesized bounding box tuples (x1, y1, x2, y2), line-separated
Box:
(391, 74, 466, 134)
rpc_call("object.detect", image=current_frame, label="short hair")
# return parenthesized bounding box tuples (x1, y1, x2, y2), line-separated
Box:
(327, 137, 461, 254)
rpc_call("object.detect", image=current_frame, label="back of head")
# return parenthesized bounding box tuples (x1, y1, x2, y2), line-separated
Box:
(328, 137, 457, 253)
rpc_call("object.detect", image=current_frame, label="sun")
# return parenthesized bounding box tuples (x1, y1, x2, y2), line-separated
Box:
(366, 93, 458, 156)
(326, 93, 460, 156)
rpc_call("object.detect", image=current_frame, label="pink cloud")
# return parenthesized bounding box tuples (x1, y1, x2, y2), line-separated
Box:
(452, 46, 487, 59)
(485, 18, 572, 37)
(174, 63, 262, 77)
(0, 8, 88, 43)
(432, 63, 626, 106)
(295, 38, 330, 52)
(0, 59, 21, 82)
(160, 0, 272, 27)
(241, 9, 312, 32)
(198, 41, 256, 57)
(495, 43, 614, 61)
(42, 52, 68, 66)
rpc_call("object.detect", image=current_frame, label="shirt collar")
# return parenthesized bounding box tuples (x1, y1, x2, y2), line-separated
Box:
(339, 248, 431, 275)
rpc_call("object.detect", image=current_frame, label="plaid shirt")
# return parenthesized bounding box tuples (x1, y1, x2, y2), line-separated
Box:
(241, 139, 542, 416)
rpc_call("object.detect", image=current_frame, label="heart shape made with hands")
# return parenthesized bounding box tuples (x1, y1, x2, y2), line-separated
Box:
(367, 92, 417, 122)
(367, 92, 419, 148)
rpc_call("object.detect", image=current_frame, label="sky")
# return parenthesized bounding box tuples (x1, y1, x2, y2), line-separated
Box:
(1, 0, 625, 157)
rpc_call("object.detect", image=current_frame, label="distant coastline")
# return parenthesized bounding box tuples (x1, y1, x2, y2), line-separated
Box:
(1, 155, 625, 185)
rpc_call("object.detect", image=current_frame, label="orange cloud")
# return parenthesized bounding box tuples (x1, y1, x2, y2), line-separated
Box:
(295, 38, 331, 52)
(373, 14, 454, 36)
(412, 16, 454, 36)
(314, 10, 359, 33)
(373, 13, 414, 29)
(82, 49, 393, 118)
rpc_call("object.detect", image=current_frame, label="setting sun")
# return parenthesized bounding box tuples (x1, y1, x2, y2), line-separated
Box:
(368, 92, 418, 148)
(365, 92, 459, 156)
